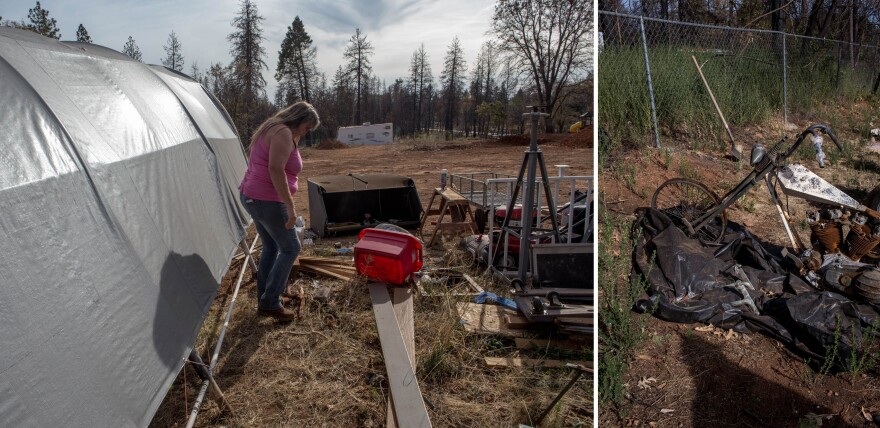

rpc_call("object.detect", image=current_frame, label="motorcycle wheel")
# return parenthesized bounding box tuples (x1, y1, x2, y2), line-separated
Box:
(651, 178, 727, 244)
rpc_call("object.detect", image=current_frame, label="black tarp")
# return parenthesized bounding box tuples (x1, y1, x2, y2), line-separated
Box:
(633, 208, 880, 370)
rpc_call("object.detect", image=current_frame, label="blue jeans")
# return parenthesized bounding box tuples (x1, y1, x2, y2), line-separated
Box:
(240, 192, 301, 310)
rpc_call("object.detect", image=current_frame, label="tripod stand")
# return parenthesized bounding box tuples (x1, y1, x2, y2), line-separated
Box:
(491, 106, 561, 286)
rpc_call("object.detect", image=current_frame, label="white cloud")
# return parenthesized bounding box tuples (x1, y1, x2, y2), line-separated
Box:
(6, 0, 497, 97)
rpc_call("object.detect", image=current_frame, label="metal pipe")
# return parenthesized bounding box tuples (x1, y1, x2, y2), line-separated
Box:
(186, 235, 260, 428)
(640, 16, 661, 148)
(518, 108, 541, 283)
(534, 364, 589, 425)
(569, 184, 576, 243)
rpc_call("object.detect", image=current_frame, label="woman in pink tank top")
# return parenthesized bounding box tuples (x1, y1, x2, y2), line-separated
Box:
(239, 101, 320, 320)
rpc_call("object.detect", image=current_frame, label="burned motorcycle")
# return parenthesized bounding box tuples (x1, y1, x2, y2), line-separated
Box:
(651, 124, 880, 305)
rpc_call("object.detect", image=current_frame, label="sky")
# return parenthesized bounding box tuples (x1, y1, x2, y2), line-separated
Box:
(2, 0, 498, 98)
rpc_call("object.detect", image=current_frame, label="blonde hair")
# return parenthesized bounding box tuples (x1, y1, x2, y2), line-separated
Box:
(249, 101, 320, 149)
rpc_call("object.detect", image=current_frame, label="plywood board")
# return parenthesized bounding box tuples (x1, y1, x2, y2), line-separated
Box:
(368, 283, 431, 428)
(456, 302, 529, 338)
(387, 287, 415, 428)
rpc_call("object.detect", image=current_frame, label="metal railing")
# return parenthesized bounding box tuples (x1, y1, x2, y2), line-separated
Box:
(449, 172, 517, 208)
(600, 11, 880, 148)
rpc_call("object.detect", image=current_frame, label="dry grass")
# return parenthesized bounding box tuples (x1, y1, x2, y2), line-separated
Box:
(150, 234, 592, 427)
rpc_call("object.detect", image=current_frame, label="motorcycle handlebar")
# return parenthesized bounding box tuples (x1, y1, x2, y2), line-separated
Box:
(803, 124, 843, 151)
(783, 124, 843, 166)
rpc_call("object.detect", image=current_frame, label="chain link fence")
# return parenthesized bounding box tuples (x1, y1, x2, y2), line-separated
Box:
(599, 11, 880, 150)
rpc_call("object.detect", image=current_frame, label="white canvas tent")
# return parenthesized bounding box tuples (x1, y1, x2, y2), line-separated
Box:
(0, 28, 249, 426)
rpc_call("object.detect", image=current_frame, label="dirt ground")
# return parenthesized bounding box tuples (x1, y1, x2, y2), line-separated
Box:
(600, 121, 880, 427)
(149, 132, 593, 427)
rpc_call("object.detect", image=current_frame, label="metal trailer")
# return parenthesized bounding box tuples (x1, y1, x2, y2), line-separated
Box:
(449, 171, 517, 208)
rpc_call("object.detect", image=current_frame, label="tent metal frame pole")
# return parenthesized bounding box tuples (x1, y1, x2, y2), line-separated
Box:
(185, 234, 260, 428)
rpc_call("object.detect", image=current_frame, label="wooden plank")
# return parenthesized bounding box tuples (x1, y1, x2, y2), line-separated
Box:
(462, 274, 484, 293)
(484, 357, 591, 369)
(299, 265, 353, 281)
(387, 287, 415, 428)
(439, 188, 468, 202)
(299, 256, 355, 265)
(300, 262, 357, 273)
(504, 314, 531, 329)
(368, 283, 432, 428)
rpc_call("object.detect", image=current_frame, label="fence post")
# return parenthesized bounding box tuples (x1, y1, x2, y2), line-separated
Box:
(782, 33, 788, 126)
(836, 42, 842, 94)
(639, 16, 661, 149)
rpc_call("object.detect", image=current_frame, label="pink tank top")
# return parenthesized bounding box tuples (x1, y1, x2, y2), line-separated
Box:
(239, 125, 303, 203)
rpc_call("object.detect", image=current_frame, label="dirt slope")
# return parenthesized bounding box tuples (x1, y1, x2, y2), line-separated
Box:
(600, 122, 880, 427)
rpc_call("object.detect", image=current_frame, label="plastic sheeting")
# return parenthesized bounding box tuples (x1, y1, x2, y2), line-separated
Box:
(0, 28, 248, 426)
(633, 208, 880, 371)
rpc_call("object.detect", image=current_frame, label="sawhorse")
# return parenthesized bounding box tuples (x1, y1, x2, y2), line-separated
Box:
(418, 188, 476, 247)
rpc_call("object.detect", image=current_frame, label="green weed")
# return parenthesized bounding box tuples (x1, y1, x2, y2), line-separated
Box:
(678, 158, 698, 180)
(662, 148, 672, 170)
(622, 164, 638, 193)
(736, 194, 757, 213)
(599, 208, 651, 405)
(819, 315, 842, 375)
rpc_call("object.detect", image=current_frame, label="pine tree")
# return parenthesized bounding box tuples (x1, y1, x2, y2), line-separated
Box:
(342, 28, 374, 125)
(469, 41, 496, 136)
(162, 30, 184, 72)
(407, 44, 433, 134)
(75, 24, 92, 43)
(276, 16, 318, 104)
(189, 62, 202, 82)
(228, 0, 268, 141)
(26, 2, 60, 39)
(440, 36, 467, 136)
(122, 36, 143, 62)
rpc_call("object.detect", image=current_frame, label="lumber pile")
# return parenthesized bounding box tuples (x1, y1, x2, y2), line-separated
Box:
(295, 256, 357, 281)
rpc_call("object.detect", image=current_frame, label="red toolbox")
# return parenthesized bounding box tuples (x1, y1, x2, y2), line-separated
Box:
(354, 228, 423, 285)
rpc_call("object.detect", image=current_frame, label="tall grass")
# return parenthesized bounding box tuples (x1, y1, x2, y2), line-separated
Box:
(599, 36, 877, 159)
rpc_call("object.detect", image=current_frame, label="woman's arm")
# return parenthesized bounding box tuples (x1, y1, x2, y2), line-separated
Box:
(266, 126, 298, 229)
